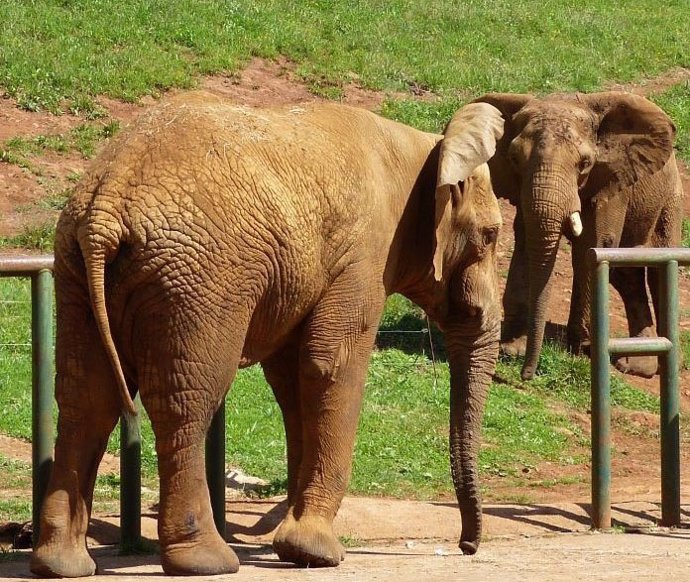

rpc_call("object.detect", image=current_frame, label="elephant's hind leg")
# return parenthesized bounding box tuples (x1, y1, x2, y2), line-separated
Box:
(273, 269, 384, 568)
(611, 266, 658, 378)
(647, 197, 683, 367)
(31, 294, 121, 578)
(501, 206, 530, 356)
(137, 311, 246, 576)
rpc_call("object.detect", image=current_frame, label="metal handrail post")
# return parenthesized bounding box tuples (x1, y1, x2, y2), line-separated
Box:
(120, 399, 142, 550)
(590, 259, 611, 529)
(658, 260, 681, 526)
(206, 400, 226, 538)
(31, 269, 54, 545)
(588, 247, 686, 529)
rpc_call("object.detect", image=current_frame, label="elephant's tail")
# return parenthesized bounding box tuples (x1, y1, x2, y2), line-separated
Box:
(79, 222, 137, 417)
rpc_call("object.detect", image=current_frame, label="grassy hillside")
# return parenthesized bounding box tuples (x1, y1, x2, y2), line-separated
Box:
(653, 82, 690, 164)
(1, 1, 689, 125)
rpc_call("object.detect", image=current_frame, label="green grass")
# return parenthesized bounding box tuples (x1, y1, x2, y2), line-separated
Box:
(0, 223, 57, 252)
(0, 454, 32, 522)
(0, 121, 120, 172)
(681, 218, 690, 249)
(653, 81, 690, 165)
(0, 455, 32, 490)
(496, 343, 660, 413)
(1, 1, 689, 122)
(0, 498, 31, 523)
(0, 281, 34, 443)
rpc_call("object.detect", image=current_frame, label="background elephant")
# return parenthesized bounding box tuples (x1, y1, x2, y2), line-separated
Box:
(474, 92, 683, 380)
(31, 92, 505, 577)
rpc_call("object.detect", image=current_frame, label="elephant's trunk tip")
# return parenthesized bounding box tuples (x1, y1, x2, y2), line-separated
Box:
(521, 362, 537, 380)
(459, 539, 479, 555)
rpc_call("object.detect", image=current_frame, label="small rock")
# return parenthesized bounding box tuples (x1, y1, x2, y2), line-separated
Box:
(225, 468, 269, 492)
(0, 521, 32, 549)
(13, 521, 33, 549)
(434, 547, 449, 556)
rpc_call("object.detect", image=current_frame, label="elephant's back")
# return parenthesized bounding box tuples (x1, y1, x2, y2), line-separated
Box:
(71, 94, 383, 332)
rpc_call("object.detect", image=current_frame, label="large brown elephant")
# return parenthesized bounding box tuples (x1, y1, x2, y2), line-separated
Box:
(31, 91, 505, 577)
(474, 92, 683, 380)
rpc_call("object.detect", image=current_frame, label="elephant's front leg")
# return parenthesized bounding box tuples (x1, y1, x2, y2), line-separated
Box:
(262, 342, 303, 505)
(273, 273, 383, 567)
(501, 205, 529, 356)
(31, 297, 120, 578)
(566, 235, 591, 355)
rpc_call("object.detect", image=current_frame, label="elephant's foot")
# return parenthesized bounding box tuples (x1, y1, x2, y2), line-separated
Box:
(273, 513, 344, 567)
(500, 334, 527, 357)
(566, 324, 589, 356)
(161, 534, 239, 576)
(31, 543, 97, 578)
(614, 355, 658, 378)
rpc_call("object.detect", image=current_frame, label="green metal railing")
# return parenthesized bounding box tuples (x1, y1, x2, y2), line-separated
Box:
(589, 247, 689, 529)
(206, 402, 227, 537)
(1, 255, 55, 544)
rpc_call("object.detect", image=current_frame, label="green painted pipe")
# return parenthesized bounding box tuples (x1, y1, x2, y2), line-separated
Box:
(590, 260, 611, 530)
(0, 255, 54, 276)
(658, 260, 681, 527)
(31, 270, 54, 546)
(607, 337, 672, 355)
(206, 400, 227, 538)
(588, 249, 684, 530)
(120, 399, 142, 551)
(588, 247, 690, 267)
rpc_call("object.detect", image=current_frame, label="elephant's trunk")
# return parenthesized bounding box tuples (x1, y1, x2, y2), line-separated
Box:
(445, 318, 499, 554)
(521, 166, 578, 380)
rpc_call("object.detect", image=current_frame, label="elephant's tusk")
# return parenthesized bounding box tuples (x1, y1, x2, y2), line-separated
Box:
(569, 212, 583, 237)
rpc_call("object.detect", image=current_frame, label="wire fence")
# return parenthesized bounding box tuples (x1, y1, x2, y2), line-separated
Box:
(0, 278, 443, 359)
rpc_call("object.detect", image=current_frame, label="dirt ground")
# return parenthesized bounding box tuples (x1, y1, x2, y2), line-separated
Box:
(6, 534, 690, 582)
(2, 496, 690, 581)
(1, 60, 690, 580)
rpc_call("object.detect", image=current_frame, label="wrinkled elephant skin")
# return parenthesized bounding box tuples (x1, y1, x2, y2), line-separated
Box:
(31, 93, 505, 577)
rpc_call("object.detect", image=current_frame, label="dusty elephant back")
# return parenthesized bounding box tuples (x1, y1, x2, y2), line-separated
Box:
(75, 91, 434, 268)
(59, 91, 439, 362)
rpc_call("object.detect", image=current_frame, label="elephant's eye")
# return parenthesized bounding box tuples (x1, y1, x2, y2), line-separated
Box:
(482, 226, 499, 246)
(579, 157, 593, 173)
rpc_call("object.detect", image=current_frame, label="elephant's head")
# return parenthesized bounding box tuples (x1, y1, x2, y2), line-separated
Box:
(426, 102, 504, 554)
(431, 102, 505, 330)
(475, 92, 676, 380)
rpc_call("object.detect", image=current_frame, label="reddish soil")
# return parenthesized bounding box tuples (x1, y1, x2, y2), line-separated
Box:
(1, 61, 690, 580)
(201, 56, 404, 110)
(606, 67, 690, 97)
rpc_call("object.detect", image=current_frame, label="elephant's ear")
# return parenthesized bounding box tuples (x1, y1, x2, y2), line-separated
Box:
(581, 92, 676, 195)
(472, 93, 533, 202)
(433, 102, 504, 282)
